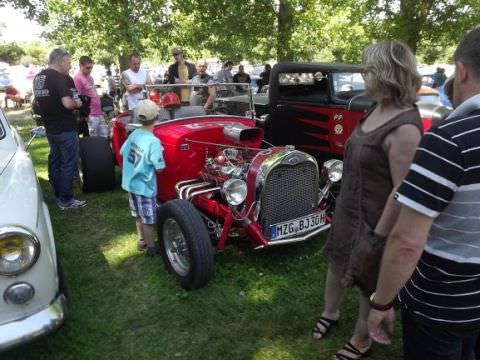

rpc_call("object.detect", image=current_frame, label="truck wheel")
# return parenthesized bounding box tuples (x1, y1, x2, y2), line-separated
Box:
(157, 199, 214, 290)
(79, 136, 115, 193)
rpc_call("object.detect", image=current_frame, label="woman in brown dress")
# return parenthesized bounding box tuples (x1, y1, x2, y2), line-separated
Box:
(311, 41, 423, 360)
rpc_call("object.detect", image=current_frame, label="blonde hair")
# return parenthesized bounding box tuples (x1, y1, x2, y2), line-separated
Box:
(362, 41, 421, 108)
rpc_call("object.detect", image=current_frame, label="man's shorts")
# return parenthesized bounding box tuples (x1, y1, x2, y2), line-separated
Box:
(128, 193, 157, 224)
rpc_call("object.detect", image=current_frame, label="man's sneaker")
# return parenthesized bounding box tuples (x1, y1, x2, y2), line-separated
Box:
(145, 246, 161, 257)
(57, 199, 87, 210)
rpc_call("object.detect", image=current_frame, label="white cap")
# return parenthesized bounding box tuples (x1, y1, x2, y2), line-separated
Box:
(136, 99, 159, 123)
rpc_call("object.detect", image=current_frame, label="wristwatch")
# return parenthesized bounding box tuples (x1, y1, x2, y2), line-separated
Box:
(369, 292, 395, 311)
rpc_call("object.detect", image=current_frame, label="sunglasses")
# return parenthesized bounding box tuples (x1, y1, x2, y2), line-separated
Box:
(173, 53, 181, 56)
(85, 66, 93, 70)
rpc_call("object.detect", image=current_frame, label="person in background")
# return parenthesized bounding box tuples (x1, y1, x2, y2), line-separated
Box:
(215, 61, 234, 84)
(33, 48, 87, 210)
(190, 59, 216, 112)
(74, 56, 108, 137)
(312, 41, 422, 360)
(162, 70, 169, 84)
(431, 67, 447, 88)
(368, 27, 480, 360)
(233, 64, 251, 93)
(167, 47, 196, 103)
(112, 67, 121, 102)
(258, 64, 271, 93)
(215, 61, 234, 96)
(104, 69, 116, 98)
(121, 54, 152, 111)
(120, 99, 165, 256)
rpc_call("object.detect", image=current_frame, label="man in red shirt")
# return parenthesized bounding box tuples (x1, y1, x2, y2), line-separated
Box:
(74, 56, 107, 137)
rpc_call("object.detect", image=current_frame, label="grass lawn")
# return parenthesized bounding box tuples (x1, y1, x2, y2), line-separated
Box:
(3, 107, 403, 360)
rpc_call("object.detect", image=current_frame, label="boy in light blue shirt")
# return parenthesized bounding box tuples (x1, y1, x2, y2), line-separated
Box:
(121, 99, 165, 256)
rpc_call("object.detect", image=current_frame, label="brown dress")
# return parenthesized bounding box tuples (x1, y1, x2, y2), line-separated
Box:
(323, 108, 422, 295)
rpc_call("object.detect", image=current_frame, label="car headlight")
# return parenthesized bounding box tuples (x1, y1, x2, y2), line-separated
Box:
(222, 179, 247, 206)
(323, 159, 343, 182)
(0, 227, 40, 276)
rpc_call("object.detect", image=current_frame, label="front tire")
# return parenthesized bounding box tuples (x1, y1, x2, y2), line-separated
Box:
(157, 199, 214, 290)
(79, 136, 115, 193)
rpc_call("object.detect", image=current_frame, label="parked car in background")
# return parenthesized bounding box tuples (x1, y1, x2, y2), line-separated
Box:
(421, 74, 435, 88)
(82, 83, 343, 290)
(0, 70, 11, 92)
(416, 85, 452, 130)
(220, 62, 452, 164)
(3, 66, 38, 108)
(0, 109, 67, 351)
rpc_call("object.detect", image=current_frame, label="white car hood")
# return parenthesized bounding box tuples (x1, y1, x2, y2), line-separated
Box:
(0, 149, 40, 230)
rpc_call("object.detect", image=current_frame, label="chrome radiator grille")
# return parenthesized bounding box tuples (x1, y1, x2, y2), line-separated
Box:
(260, 161, 318, 238)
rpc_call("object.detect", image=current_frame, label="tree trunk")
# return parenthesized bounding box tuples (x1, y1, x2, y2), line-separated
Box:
(117, 0, 134, 72)
(277, 0, 295, 61)
(397, 0, 435, 53)
(118, 54, 130, 72)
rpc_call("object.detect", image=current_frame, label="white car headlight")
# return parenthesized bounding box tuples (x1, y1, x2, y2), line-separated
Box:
(323, 159, 343, 182)
(0, 227, 40, 276)
(222, 179, 247, 206)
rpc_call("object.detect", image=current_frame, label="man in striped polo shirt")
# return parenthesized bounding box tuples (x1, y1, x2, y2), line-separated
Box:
(367, 27, 480, 360)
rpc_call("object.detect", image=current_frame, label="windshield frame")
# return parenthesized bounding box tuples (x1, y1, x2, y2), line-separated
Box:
(145, 83, 255, 117)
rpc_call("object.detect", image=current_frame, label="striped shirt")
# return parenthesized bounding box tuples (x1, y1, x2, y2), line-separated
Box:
(396, 94, 480, 329)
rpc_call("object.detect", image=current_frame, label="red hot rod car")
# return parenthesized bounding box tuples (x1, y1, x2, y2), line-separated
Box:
(80, 83, 343, 290)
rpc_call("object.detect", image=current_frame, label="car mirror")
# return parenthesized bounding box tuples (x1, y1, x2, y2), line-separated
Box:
(26, 126, 46, 149)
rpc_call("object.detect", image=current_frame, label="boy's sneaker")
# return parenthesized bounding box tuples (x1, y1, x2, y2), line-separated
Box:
(57, 199, 87, 210)
(137, 239, 147, 251)
(145, 246, 161, 257)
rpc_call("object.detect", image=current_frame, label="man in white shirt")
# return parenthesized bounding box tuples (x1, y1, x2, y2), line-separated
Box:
(121, 54, 152, 111)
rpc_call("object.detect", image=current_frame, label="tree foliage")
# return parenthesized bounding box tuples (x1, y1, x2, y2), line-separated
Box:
(40, 0, 172, 70)
(2, 0, 478, 65)
(364, 0, 480, 58)
(20, 41, 49, 64)
(0, 43, 25, 64)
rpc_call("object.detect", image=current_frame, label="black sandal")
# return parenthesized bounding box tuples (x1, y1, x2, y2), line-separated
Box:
(334, 341, 371, 360)
(311, 316, 338, 340)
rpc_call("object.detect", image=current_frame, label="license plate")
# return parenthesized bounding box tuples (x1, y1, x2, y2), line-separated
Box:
(270, 211, 326, 240)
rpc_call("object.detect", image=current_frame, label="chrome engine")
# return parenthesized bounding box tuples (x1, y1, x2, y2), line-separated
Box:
(176, 145, 322, 240)
(175, 147, 255, 203)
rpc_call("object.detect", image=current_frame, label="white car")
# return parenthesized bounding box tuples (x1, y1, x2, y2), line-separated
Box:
(0, 109, 67, 351)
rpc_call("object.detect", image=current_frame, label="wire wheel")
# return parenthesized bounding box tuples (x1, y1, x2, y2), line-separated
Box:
(157, 199, 214, 290)
(163, 217, 191, 276)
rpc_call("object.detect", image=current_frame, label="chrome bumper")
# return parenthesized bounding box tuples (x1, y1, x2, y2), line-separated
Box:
(254, 223, 331, 250)
(0, 294, 67, 351)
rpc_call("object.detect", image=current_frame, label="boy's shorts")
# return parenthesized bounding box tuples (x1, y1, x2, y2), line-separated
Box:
(128, 193, 157, 224)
